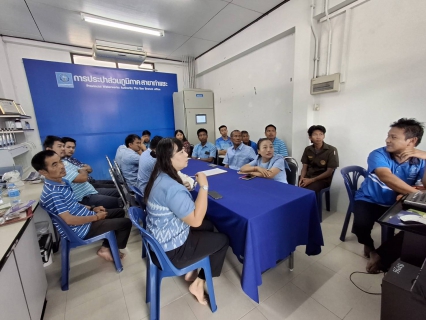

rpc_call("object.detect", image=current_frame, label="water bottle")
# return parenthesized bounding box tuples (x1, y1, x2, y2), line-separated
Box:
(7, 183, 21, 206)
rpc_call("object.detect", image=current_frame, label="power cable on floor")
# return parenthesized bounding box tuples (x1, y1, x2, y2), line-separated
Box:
(349, 271, 385, 295)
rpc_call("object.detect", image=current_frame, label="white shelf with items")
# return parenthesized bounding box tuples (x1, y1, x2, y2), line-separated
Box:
(0, 112, 36, 169)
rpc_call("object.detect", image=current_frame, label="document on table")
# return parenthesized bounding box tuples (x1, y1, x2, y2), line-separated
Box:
(201, 168, 227, 176)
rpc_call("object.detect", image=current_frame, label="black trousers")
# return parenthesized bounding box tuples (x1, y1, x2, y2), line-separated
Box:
(303, 179, 330, 195)
(353, 200, 389, 249)
(80, 188, 123, 209)
(84, 208, 132, 249)
(160, 220, 229, 280)
(376, 232, 404, 271)
(91, 180, 116, 189)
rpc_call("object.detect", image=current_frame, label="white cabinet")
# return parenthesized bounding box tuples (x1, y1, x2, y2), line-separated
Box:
(0, 114, 34, 168)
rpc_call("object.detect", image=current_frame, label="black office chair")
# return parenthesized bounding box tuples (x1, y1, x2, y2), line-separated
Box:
(108, 168, 129, 209)
(284, 157, 299, 186)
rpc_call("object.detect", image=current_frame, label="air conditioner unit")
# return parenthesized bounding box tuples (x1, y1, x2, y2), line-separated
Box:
(92, 40, 147, 65)
(310, 73, 340, 95)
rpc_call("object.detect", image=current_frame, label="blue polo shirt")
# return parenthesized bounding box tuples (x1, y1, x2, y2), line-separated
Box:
(192, 142, 216, 161)
(355, 147, 425, 206)
(63, 161, 97, 201)
(40, 178, 95, 239)
(248, 155, 288, 183)
(216, 136, 233, 151)
(119, 147, 140, 187)
(223, 143, 256, 170)
(246, 141, 258, 154)
(272, 137, 289, 157)
(146, 173, 194, 251)
(115, 145, 127, 167)
(137, 148, 157, 197)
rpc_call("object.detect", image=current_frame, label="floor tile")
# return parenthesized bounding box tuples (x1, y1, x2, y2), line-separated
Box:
(65, 288, 129, 320)
(240, 308, 268, 320)
(258, 282, 340, 320)
(184, 275, 255, 320)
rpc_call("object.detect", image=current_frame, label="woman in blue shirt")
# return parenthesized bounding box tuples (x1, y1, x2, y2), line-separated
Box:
(239, 138, 288, 183)
(144, 138, 229, 305)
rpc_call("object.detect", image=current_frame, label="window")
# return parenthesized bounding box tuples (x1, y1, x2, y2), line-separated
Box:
(71, 54, 155, 71)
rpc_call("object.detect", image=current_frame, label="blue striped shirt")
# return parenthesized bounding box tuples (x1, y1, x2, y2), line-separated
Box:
(63, 160, 97, 201)
(40, 178, 94, 239)
(223, 143, 256, 170)
(272, 137, 289, 157)
(216, 136, 233, 151)
(192, 142, 216, 161)
(137, 148, 157, 197)
(146, 173, 194, 251)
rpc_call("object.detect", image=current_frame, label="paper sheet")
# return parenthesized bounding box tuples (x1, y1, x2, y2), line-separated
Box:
(200, 168, 228, 176)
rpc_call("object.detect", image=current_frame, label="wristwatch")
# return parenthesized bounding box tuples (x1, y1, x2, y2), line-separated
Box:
(200, 185, 209, 191)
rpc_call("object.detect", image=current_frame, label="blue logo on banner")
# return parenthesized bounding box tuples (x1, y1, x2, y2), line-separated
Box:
(55, 72, 74, 88)
(196, 94, 203, 97)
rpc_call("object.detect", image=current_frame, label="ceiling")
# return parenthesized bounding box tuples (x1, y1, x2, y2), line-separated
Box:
(0, 0, 287, 60)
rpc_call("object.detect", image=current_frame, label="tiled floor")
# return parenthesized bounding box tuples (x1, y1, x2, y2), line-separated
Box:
(43, 210, 384, 320)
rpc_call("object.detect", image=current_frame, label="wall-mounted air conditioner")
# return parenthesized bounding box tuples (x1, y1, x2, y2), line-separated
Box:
(310, 73, 340, 95)
(92, 40, 147, 65)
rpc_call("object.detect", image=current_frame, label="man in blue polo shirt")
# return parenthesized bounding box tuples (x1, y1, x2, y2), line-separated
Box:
(192, 128, 216, 163)
(223, 130, 256, 170)
(32, 150, 131, 262)
(216, 125, 233, 156)
(353, 118, 426, 271)
(265, 124, 289, 157)
(116, 134, 142, 187)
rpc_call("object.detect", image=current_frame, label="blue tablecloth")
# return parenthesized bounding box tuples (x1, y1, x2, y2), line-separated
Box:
(182, 160, 323, 302)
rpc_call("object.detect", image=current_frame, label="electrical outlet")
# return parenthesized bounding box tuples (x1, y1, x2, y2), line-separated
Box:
(313, 104, 320, 111)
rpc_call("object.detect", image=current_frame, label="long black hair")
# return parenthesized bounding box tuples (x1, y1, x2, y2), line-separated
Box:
(174, 129, 188, 142)
(144, 138, 184, 203)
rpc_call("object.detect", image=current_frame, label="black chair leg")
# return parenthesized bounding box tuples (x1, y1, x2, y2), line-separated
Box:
(340, 207, 352, 242)
(325, 191, 331, 211)
(381, 225, 395, 244)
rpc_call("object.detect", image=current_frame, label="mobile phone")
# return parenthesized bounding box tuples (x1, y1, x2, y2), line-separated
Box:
(208, 190, 223, 200)
(208, 164, 217, 167)
(240, 174, 256, 181)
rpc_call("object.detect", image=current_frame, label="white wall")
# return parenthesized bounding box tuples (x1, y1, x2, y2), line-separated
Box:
(197, 34, 295, 143)
(0, 37, 185, 159)
(196, 0, 426, 214)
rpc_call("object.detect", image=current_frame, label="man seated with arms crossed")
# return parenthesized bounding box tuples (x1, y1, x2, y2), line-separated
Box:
(299, 125, 339, 196)
(215, 125, 233, 156)
(137, 135, 163, 197)
(44, 136, 122, 209)
(116, 134, 142, 188)
(223, 130, 256, 170)
(192, 128, 217, 163)
(62, 137, 115, 189)
(32, 150, 132, 261)
(265, 124, 289, 157)
(353, 118, 426, 270)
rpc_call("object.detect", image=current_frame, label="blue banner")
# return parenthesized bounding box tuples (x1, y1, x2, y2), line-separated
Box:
(23, 59, 178, 179)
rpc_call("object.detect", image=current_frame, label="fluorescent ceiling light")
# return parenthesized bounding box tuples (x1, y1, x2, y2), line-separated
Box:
(81, 13, 164, 37)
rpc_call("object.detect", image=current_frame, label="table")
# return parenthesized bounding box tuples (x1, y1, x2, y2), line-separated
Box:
(182, 159, 323, 302)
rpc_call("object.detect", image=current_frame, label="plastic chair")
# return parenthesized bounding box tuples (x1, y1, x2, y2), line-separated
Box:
(339, 166, 367, 241)
(129, 185, 146, 211)
(284, 157, 299, 186)
(128, 207, 218, 320)
(316, 170, 336, 222)
(43, 206, 123, 290)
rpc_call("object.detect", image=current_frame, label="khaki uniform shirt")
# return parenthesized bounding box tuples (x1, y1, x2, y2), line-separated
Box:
(301, 142, 339, 183)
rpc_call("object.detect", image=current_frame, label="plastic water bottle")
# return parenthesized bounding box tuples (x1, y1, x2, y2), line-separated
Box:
(7, 183, 21, 206)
